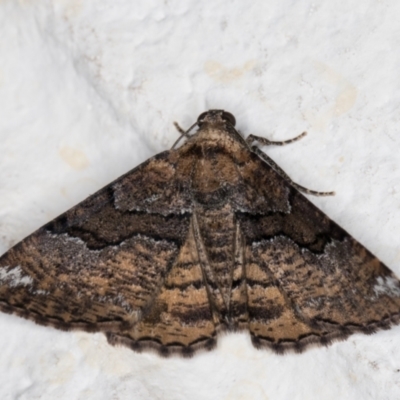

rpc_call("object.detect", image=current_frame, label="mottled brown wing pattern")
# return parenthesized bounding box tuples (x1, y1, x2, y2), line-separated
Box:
(0, 150, 192, 333)
(238, 154, 400, 352)
(1, 109, 400, 357)
(106, 219, 218, 357)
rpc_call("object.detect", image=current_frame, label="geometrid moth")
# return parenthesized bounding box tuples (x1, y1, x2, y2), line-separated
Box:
(1, 110, 399, 357)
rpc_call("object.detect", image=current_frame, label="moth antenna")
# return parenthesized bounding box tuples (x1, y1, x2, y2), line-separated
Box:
(171, 120, 198, 149)
(246, 131, 307, 146)
(251, 145, 335, 196)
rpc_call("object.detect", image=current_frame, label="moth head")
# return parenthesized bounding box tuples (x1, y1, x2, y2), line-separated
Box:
(197, 110, 236, 128)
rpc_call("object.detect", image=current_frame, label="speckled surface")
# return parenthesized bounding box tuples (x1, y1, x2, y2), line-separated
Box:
(1, 1, 400, 399)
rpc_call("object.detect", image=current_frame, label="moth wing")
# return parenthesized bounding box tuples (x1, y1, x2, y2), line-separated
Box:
(0, 150, 193, 332)
(237, 152, 400, 352)
(106, 218, 219, 357)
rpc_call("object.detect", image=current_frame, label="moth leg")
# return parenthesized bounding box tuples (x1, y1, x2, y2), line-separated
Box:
(246, 131, 307, 146)
(173, 121, 186, 135)
(171, 120, 199, 149)
(251, 145, 335, 197)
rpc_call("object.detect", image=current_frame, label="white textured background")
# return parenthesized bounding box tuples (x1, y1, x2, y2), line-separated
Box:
(1, 1, 400, 399)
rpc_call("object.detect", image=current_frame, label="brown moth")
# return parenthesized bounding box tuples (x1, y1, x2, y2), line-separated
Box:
(1, 109, 400, 357)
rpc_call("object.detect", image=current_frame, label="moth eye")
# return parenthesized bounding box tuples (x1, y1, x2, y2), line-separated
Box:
(221, 111, 236, 127)
(197, 112, 208, 125)
(197, 110, 236, 126)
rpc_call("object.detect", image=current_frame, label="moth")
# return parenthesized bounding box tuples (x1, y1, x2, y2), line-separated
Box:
(1, 110, 400, 357)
